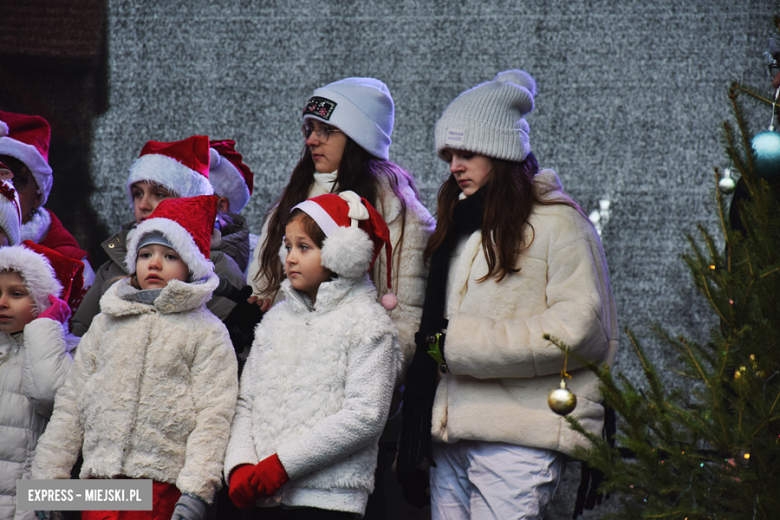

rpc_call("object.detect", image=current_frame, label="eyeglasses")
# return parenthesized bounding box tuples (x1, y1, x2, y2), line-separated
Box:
(302, 123, 341, 144)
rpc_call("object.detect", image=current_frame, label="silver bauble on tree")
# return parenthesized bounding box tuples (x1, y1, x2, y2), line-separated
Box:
(718, 167, 737, 194)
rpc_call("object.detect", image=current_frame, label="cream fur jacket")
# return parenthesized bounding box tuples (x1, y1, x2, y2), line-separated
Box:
(247, 174, 434, 369)
(32, 275, 238, 504)
(0, 320, 76, 520)
(431, 170, 619, 456)
(224, 277, 402, 516)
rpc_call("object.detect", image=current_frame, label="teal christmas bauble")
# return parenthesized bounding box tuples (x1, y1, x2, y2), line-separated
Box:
(751, 130, 780, 179)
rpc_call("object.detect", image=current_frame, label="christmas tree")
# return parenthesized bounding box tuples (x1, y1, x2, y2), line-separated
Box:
(550, 17, 780, 520)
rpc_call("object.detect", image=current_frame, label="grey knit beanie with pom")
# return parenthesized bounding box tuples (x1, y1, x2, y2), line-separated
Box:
(434, 70, 536, 162)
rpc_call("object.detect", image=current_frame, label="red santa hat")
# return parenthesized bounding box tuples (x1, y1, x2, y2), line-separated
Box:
(125, 195, 219, 281)
(0, 241, 84, 315)
(209, 139, 254, 213)
(0, 178, 22, 246)
(0, 111, 53, 206)
(126, 136, 214, 204)
(288, 191, 397, 309)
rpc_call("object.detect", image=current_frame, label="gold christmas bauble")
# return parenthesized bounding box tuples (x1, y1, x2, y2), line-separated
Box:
(548, 381, 577, 416)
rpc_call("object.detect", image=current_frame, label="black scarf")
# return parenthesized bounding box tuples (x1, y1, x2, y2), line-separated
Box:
(397, 187, 486, 502)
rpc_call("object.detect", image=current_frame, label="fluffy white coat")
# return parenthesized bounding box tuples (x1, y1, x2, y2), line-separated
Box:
(431, 170, 619, 456)
(32, 274, 238, 503)
(224, 277, 402, 516)
(0, 319, 76, 520)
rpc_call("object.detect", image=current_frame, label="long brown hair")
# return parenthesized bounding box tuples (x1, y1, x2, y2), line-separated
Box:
(424, 152, 548, 283)
(255, 136, 421, 296)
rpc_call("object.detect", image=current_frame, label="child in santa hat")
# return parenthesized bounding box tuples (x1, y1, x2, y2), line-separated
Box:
(33, 196, 238, 520)
(71, 135, 248, 337)
(224, 191, 402, 519)
(0, 241, 82, 520)
(208, 139, 256, 274)
(0, 111, 94, 310)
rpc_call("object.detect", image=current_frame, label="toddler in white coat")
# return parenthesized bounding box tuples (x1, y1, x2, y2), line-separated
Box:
(32, 195, 238, 520)
(225, 191, 402, 519)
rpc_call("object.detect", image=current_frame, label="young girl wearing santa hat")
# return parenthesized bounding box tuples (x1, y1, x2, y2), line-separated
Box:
(226, 192, 402, 519)
(398, 70, 619, 519)
(33, 195, 238, 520)
(0, 235, 81, 520)
(247, 78, 434, 369)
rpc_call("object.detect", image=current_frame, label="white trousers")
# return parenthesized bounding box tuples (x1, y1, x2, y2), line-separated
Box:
(430, 441, 564, 520)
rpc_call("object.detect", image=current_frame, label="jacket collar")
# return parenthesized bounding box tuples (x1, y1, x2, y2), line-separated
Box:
(101, 221, 136, 274)
(99, 273, 219, 317)
(281, 274, 375, 315)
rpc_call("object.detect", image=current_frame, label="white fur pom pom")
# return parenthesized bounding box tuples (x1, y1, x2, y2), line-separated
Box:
(381, 292, 398, 311)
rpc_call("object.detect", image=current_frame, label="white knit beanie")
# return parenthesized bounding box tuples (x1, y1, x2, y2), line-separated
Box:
(303, 77, 394, 160)
(435, 70, 536, 162)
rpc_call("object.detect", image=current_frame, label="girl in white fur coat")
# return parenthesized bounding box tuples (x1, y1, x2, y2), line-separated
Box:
(398, 71, 619, 520)
(0, 241, 80, 520)
(225, 192, 402, 519)
(32, 196, 238, 520)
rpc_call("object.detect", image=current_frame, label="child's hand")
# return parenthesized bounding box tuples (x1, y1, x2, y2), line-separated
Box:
(249, 454, 290, 498)
(170, 494, 207, 520)
(37, 295, 71, 324)
(228, 464, 259, 508)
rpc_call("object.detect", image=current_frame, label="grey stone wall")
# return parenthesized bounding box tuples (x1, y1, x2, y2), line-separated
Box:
(85, 1, 776, 517)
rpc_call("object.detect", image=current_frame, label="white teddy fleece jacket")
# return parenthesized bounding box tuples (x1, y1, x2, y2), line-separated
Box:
(247, 175, 434, 370)
(32, 275, 238, 504)
(224, 277, 402, 516)
(0, 320, 77, 520)
(431, 170, 619, 456)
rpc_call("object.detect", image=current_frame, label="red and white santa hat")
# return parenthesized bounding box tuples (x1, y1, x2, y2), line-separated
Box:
(0, 111, 53, 205)
(0, 241, 84, 315)
(208, 139, 254, 213)
(287, 191, 397, 309)
(125, 195, 219, 281)
(0, 173, 22, 246)
(126, 135, 214, 204)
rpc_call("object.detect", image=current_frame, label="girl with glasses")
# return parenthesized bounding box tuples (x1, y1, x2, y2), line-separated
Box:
(248, 78, 434, 372)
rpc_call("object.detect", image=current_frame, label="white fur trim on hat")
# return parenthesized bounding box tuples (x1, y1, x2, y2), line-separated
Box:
(125, 217, 214, 281)
(435, 69, 536, 162)
(304, 77, 394, 160)
(0, 245, 63, 315)
(208, 148, 251, 213)
(126, 153, 214, 206)
(319, 225, 374, 279)
(0, 136, 53, 206)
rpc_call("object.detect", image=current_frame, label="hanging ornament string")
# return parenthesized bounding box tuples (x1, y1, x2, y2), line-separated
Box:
(769, 85, 780, 131)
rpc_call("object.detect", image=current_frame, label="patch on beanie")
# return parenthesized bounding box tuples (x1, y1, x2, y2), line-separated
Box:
(303, 97, 337, 120)
(445, 128, 468, 146)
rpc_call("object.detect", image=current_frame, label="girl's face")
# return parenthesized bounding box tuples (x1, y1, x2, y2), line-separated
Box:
(0, 271, 35, 334)
(135, 244, 189, 290)
(283, 217, 332, 303)
(131, 181, 176, 224)
(443, 149, 493, 197)
(304, 120, 347, 174)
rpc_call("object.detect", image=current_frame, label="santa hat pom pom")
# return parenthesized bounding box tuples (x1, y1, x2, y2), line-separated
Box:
(381, 292, 397, 311)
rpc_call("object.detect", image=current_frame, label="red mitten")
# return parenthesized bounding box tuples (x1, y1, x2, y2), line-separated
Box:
(37, 295, 71, 324)
(249, 454, 290, 498)
(229, 464, 259, 508)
